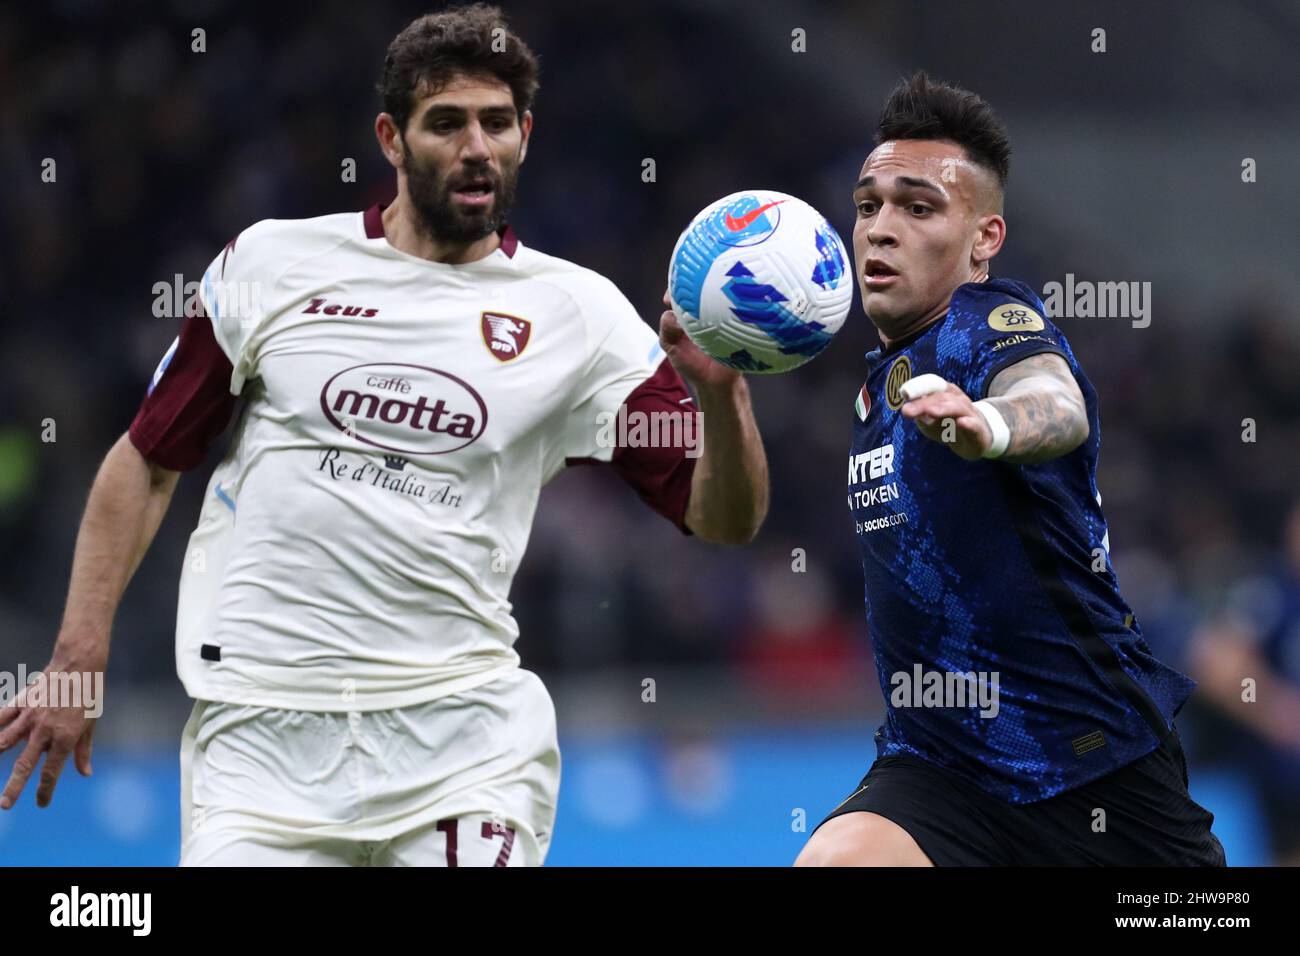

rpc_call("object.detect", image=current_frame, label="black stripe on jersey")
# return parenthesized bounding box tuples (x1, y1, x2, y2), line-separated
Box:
(978, 345, 1069, 399)
(992, 467, 1170, 747)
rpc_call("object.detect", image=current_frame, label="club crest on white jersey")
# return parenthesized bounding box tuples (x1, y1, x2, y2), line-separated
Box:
(481, 312, 532, 361)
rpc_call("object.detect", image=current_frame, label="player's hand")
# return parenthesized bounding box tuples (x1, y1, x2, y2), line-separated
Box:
(0, 666, 97, 810)
(899, 380, 993, 461)
(659, 289, 742, 391)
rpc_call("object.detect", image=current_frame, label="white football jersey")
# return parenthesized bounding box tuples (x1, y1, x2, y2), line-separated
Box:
(136, 205, 689, 711)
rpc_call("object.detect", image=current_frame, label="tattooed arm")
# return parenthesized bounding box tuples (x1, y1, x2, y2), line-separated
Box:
(900, 352, 1089, 464)
(982, 353, 1089, 464)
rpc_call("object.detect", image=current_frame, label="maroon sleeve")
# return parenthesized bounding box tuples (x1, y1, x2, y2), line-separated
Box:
(128, 310, 240, 472)
(567, 359, 698, 535)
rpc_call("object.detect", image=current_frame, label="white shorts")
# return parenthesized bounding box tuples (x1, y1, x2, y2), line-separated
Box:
(179, 668, 560, 866)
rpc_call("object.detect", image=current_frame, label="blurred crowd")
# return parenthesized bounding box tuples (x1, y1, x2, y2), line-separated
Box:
(2, 1, 1298, 862)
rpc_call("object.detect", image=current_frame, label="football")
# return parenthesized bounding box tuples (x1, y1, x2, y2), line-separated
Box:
(667, 189, 853, 374)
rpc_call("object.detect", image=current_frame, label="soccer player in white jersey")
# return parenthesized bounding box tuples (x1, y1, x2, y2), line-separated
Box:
(0, 5, 768, 866)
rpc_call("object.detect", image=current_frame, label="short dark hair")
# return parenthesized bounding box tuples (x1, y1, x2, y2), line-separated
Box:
(378, 4, 541, 134)
(875, 71, 1010, 188)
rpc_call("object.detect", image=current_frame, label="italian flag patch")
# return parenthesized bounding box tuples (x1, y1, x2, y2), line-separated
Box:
(855, 385, 870, 421)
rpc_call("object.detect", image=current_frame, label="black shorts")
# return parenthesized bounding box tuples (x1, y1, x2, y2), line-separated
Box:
(816, 726, 1227, 866)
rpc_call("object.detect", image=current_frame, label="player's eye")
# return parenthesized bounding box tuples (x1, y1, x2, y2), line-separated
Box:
(909, 203, 932, 216)
(856, 200, 877, 216)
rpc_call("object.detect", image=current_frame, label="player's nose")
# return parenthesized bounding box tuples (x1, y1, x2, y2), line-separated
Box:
(460, 121, 492, 162)
(866, 206, 900, 247)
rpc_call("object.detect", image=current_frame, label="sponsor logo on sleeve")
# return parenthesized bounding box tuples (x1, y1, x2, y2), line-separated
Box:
(991, 333, 1051, 351)
(987, 302, 1045, 332)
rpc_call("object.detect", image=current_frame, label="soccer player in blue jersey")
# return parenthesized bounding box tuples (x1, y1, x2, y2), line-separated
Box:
(795, 72, 1225, 866)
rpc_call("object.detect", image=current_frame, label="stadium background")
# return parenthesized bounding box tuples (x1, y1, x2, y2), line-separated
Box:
(2, 0, 1299, 865)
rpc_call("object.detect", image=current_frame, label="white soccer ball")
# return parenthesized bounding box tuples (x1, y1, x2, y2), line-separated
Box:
(668, 189, 852, 374)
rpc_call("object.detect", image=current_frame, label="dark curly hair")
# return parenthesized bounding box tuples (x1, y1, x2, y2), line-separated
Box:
(378, 4, 541, 134)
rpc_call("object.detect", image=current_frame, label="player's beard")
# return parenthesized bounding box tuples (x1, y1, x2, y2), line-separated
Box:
(402, 139, 519, 245)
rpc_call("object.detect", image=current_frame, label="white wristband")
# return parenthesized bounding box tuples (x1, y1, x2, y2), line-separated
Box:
(972, 400, 1011, 459)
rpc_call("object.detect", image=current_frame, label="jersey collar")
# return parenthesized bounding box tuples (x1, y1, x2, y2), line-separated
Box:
(361, 202, 518, 260)
(865, 274, 1012, 362)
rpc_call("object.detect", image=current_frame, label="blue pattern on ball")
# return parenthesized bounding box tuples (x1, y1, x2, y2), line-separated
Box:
(721, 261, 832, 357)
(669, 220, 721, 319)
(812, 223, 845, 290)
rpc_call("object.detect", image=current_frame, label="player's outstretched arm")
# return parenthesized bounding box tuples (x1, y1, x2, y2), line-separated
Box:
(900, 352, 1088, 464)
(658, 305, 769, 546)
(0, 433, 180, 809)
(982, 352, 1089, 464)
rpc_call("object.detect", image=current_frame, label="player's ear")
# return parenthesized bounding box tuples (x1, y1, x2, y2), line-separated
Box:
(971, 213, 1006, 271)
(517, 110, 533, 165)
(375, 113, 405, 170)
